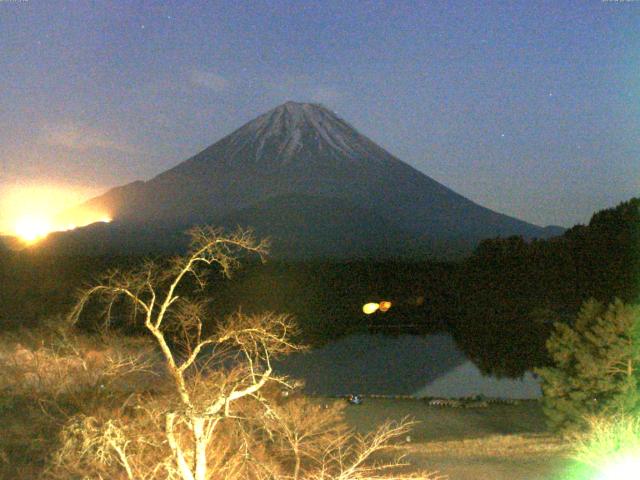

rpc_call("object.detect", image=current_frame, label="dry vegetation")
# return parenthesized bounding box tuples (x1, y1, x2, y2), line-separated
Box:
(0, 227, 439, 479)
(399, 434, 572, 480)
(412, 433, 569, 458)
(338, 398, 574, 480)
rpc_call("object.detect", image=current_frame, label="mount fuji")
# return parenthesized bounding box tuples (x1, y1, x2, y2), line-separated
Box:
(47, 102, 561, 258)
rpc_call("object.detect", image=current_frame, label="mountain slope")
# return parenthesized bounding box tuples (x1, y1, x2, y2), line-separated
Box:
(216, 193, 457, 259)
(52, 101, 559, 257)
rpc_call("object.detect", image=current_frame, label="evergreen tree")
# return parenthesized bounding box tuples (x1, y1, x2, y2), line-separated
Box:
(536, 299, 640, 432)
(564, 197, 640, 303)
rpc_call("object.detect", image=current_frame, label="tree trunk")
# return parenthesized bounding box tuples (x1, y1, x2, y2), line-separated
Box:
(166, 413, 196, 480)
(293, 445, 301, 480)
(193, 416, 208, 480)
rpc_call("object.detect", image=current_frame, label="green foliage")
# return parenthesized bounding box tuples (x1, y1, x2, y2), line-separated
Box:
(451, 236, 570, 377)
(452, 197, 639, 378)
(564, 197, 640, 304)
(536, 299, 640, 432)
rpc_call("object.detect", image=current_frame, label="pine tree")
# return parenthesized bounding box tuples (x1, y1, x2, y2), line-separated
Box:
(536, 299, 640, 432)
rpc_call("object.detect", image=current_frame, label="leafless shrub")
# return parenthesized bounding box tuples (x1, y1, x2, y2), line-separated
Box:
(0, 322, 155, 399)
(311, 417, 440, 480)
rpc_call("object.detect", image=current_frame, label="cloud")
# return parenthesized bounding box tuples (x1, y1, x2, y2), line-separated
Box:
(41, 124, 138, 154)
(190, 69, 229, 92)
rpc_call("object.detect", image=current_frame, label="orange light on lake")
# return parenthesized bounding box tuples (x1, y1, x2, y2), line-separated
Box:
(1, 184, 111, 245)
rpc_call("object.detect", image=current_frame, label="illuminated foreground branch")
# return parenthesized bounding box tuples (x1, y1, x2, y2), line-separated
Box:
(67, 227, 298, 480)
(53, 227, 439, 480)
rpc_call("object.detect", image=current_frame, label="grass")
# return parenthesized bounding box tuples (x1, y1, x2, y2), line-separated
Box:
(0, 391, 582, 479)
(0, 393, 64, 478)
(414, 433, 568, 457)
(341, 398, 575, 480)
(405, 434, 572, 480)
(342, 398, 549, 441)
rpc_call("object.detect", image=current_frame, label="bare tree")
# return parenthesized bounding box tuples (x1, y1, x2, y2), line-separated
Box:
(263, 399, 446, 480)
(265, 397, 349, 480)
(0, 320, 153, 400)
(64, 227, 301, 480)
(312, 418, 437, 480)
(47, 226, 441, 480)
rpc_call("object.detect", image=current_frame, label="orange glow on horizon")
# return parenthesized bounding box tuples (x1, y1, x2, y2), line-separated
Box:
(15, 215, 54, 244)
(12, 215, 111, 244)
(1, 184, 111, 245)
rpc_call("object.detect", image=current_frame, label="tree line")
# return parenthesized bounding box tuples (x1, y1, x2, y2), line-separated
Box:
(1, 197, 638, 377)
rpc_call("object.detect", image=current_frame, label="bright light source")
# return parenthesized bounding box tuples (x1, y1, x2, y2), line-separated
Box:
(379, 301, 392, 312)
(363, 301, 392, 314)
(15, 215, 53, 243)
(12, 212, 110, 244)
(0, 184, 112, 244)
(596, 456, 640, 480)
(363, 303, 380, 315)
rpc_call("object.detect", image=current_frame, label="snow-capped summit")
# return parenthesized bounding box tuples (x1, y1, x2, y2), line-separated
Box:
(173, 101, 398, 171)
(232, 101, 389, 165)
(52, 101, 559, 257)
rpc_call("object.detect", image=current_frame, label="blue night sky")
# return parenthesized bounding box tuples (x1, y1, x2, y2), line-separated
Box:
(1, 0, 638, 228)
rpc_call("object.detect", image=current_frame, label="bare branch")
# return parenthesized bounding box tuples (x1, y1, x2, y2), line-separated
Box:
(50, 226, 435, 480)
